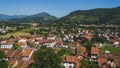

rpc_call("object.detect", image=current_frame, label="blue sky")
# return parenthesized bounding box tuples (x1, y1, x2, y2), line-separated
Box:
(0, 0, 120, 17)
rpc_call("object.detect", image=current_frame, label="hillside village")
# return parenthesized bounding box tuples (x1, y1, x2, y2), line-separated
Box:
(1, 0, 120, 68)
(0, 25, 120, 68)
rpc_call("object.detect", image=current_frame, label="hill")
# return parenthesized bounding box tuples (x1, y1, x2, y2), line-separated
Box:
(7, 12, 57, 23)
(54, 7, 120, 27)
(0, 14, 27, 20)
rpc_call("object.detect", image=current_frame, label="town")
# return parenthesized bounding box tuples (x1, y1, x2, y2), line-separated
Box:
(0, 23, 119, 68)
(0, 0, 120, 68)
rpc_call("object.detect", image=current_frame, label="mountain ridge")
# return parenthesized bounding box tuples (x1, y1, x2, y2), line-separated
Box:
(54, 6, 120, 26)
(0, 14, 27, 20)
(0, 12, 57, 23)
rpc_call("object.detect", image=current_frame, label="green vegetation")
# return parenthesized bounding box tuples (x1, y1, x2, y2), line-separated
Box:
(12, 43, 20, 49)
(92, 35, 108, 43)
(54, 7, 120, 27)
(20, 28, 33, 32)
(0, 51, 8, 68)
(0, 28, 32, 39)
(7, 12, 57, 23)
(100, 45, 120, 53)
(57, 49, 75, 56)
(32, 46, 62, 68)
(36, 28, 50, 37)
(9, 35, 15, 38)
(81, 60, 97, 68)
(0, 32, 30, 39)
(0, 14, 26, 20)
(0, 51, 5, 59)
(83, 42, 94, 52)
(0, 60, 8, 68)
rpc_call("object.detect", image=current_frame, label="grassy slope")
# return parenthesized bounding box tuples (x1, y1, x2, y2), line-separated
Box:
(99, 43, 120, 53)
(0, 28, 32, 38)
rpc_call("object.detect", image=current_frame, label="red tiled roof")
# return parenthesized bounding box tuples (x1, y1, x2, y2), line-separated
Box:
(56, 40, 63, 45)
(71, 42, 79, 46)
(109, 39, 117, 43)
(76, 46, 87, 57)
(61, 56, 81, 63)
(85, 34, 92, 39)
(1, 40, 12, 45)
(98, 57, 108, 66)
(8, 60, 17, 65)
(17, 42, 26, 45)
(39, 40, 46, 44)
(99, 50, 120, 67)
(91, 47, 99, 55)
(22, 49, 33, 57)
(21, 63, 29, 68)
(45, 40, 55, 43)
(37, 37, 44, 40)
(0, 49, 15, 57)
(66, 56, 77, 62)
(12, 49, 22, 58)
(61, 56, 81, 68)
(99, 50, 106, 58)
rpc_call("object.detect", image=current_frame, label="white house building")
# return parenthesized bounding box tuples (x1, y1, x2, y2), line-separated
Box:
(47, 34, 56, 40)
(17, 39, 27, 48)
(90, 47, 99, 62)
(61, 56, 81, 68)
(45, 40, 56, 47)
(0, 40, 13, 49)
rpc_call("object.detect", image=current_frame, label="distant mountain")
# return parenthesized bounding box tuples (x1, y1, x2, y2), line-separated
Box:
(9, 15, 27, 19)
(0, 14, 27, 20)
(54, 6, 120, 26)
(7, 12, 57, 23)
(0, 14, 10, 20)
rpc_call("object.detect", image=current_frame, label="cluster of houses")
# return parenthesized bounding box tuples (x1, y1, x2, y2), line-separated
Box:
(61, 46, 120, 68)
(0, 34, 64, 68)
(0, 27, 120, 68)
(0, 38, 34, 68)
(60, 28, 120, 68)
(63, 28, 120, 48)
(0, 28, 6, 33)
(0, 26, 16, 34)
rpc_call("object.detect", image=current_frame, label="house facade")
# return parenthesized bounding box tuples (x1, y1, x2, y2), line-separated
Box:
(17, 39, 27, 48)
(0, 40, 13, 49)
(22, 49, 34, 61)
(91, 47, 99, 62)
(61, 56, 81, 68)
(45, 40, 56, 47)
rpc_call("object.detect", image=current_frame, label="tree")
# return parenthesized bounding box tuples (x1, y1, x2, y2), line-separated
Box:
(0, 51, 8, 68)
(12, 43, 20, 49)
(30, 31, 34, 35)
(57, 49, 74, 56)
(0, 51, 5, 59)
(0, 60, 8, 68)
(81, 60, 97, 68)
(83, 41, 94, 54)
(32, 46, 62, 68)
(93, 36, 107, 43)
(9, 35, 15, 39)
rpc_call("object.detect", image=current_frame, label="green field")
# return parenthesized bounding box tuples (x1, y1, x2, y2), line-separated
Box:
(0, 32, 30, 38)
(0, 28, 32, 39)
(100, 44, 120, 53)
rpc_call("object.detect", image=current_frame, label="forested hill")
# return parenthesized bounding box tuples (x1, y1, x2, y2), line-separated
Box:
(54, 6, 120, 26)
(7, 12, 57, 23)
(0, 14, 27, 20)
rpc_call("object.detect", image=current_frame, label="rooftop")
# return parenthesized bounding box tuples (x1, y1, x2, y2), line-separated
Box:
(91, 47, 99, 55)
(22, 49, 33, 57)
